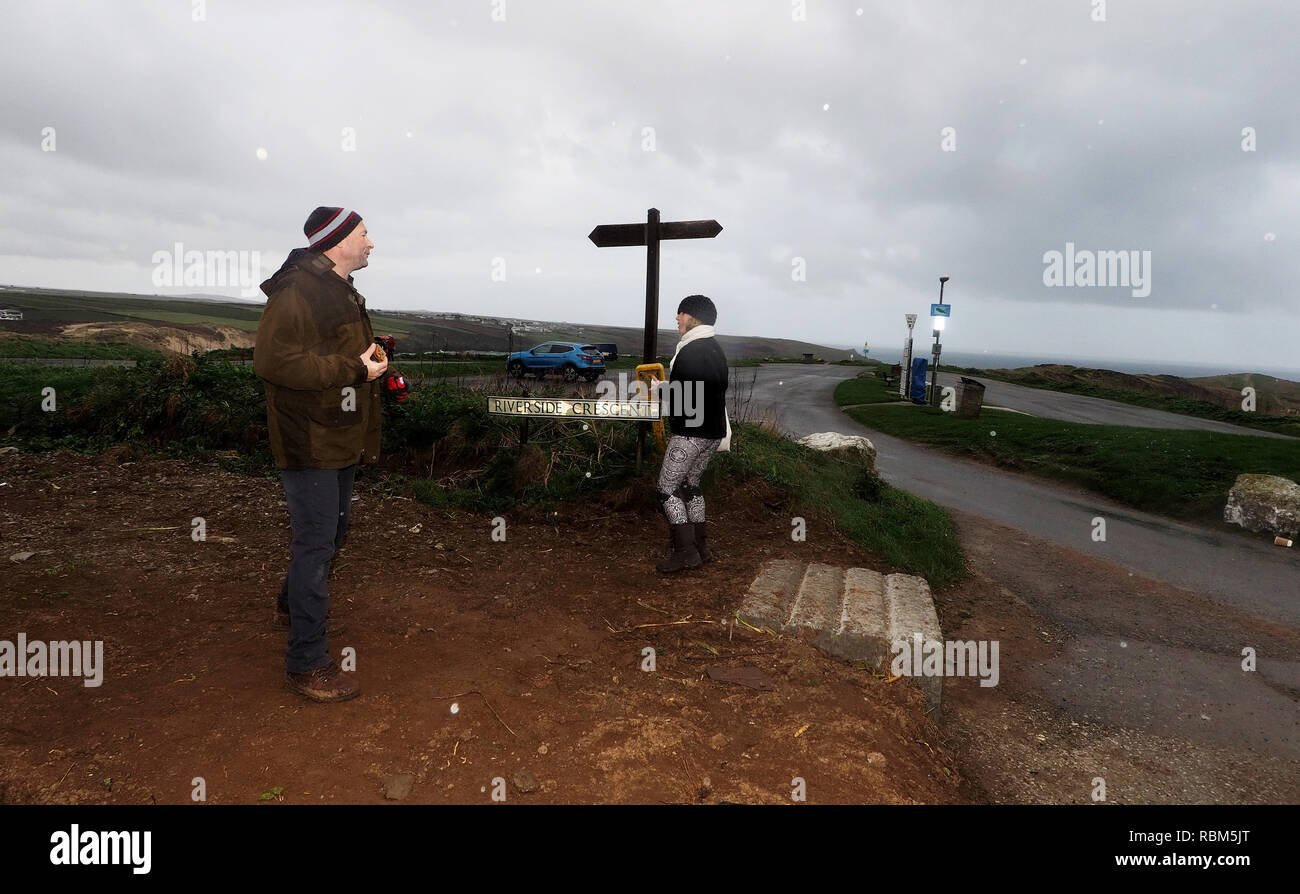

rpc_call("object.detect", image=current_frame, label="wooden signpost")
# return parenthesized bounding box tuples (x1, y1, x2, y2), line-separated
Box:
(486, 208, 722, 470)
(588, 208, 723, 468)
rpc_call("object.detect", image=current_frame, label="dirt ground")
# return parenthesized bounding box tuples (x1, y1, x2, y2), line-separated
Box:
(5, 448, 1292, 805)
(59, 322, 254, 356)
(937, 511, 1300, 804)
(0, 449, 967, 805)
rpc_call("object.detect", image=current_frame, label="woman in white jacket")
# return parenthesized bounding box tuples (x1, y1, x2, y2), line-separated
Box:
(655, 294, 730, 573)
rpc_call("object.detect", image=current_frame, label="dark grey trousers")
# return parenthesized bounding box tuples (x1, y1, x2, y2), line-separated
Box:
(277, 465, 355, 674)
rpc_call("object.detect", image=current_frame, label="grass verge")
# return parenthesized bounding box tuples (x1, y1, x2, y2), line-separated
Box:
(834, 369, 906, 406)
(714, 423, 965, 588)
(838, 398, 1300, 523)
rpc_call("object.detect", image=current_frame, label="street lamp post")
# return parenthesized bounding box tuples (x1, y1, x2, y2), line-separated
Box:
(928, 276, 949, 407)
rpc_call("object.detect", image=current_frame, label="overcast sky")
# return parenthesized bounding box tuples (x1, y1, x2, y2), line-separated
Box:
(2, 1, 1296, 371)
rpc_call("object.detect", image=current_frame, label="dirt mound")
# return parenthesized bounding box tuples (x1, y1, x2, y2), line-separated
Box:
(1191, 373, 1300, 415)
(0, 450, 965, 805)
(60, 322, 255, 356)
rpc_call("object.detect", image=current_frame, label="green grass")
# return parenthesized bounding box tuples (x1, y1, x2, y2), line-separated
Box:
(713, 423, 965, 588)
(364, 315, 415, 335)
(0, 336, 164, 361)
(839, 400, 1300, 523)
(834, 370, 906, 406)
(110, 309, 261, 331)
(0, 354, 269, 458)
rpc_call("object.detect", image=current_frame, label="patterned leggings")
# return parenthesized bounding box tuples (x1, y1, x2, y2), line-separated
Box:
(657, 435, 720, 524)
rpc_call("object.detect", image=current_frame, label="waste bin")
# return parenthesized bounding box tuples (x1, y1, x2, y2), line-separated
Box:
(910, 357, 929, 404)
(955, 377, 986, 417)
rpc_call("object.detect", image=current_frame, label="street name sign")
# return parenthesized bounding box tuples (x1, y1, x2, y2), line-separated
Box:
(486, 397, 660, 420)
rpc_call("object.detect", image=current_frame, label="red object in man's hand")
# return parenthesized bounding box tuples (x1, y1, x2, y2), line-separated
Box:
(382, 372, 410, 403)
(375, 335, 396, 358)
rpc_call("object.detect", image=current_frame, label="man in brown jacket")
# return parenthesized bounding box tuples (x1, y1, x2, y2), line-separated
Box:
(254, 206, 386, 702)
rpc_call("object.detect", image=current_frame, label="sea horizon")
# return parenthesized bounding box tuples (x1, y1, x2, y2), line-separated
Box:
(856, 348, 1300, 384)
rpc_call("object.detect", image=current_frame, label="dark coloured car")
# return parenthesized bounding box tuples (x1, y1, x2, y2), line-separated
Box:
(506, 341, 605, 382)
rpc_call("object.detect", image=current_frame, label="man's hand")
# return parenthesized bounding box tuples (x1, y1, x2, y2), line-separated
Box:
(361, 344, 389, 382)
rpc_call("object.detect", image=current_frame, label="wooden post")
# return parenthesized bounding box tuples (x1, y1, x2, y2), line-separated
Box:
(588, 208, 722, 472)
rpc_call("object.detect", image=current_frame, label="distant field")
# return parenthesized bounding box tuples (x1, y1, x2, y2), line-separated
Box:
(365, 315, 415, 335)
(110, 309, 261, 331)
(837, 383, 1300, 524)
(0, 285, 850, 360)
(0, 287, 262, 325)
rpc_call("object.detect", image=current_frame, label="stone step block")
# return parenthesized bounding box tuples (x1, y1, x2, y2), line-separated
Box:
(737, 559, 944, 714)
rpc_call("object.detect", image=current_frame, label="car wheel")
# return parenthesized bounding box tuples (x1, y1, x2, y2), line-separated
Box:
(507, 360, 524, 378)
(563, 364, 579, 383)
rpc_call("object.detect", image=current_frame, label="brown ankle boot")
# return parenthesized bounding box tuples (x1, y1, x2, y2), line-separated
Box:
(286, 660, 359, 702)
(693, 522, 712, 563)
(657, 523, 702, 573)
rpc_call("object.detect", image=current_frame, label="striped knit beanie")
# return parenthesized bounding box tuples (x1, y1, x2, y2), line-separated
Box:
(304, 207, 362, 252)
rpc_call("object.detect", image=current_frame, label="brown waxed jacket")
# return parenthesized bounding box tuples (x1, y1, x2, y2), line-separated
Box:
(253, 248, 381, 470)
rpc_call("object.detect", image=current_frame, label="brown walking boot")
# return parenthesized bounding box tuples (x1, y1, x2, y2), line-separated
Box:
(286, 660, 359, 702)
(693, 522, 712, 563)
(657, 523, 702, 573)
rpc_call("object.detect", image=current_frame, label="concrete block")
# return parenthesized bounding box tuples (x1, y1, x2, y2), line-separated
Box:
(737, 559, 803, 631)
(789, 563, 844, 633)
(837, 567, 891, 669)
(885, 573, 943, 712)
(739, 560, 945, 715)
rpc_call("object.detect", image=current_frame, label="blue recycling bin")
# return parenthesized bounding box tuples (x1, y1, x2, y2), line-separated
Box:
(910, 357, 928, 404)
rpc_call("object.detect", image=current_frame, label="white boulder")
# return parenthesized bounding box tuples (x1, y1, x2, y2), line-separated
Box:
(1224, 474, 1300, 537)
(797, 432, 877, 471)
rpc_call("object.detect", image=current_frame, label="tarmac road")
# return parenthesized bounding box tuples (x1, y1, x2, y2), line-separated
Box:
(933, 371, 1292, 439)
(744, 364, 1299, 626)
(745, 364, 1300, 799)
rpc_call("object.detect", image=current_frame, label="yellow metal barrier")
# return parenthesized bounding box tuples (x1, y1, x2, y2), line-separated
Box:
(635, 363, 667, 448)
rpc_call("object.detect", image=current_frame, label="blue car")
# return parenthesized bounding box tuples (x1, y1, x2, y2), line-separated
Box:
(507, 341, 606, 382)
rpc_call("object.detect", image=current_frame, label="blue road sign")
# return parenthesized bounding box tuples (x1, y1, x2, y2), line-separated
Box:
(930, 303, 951, 317)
